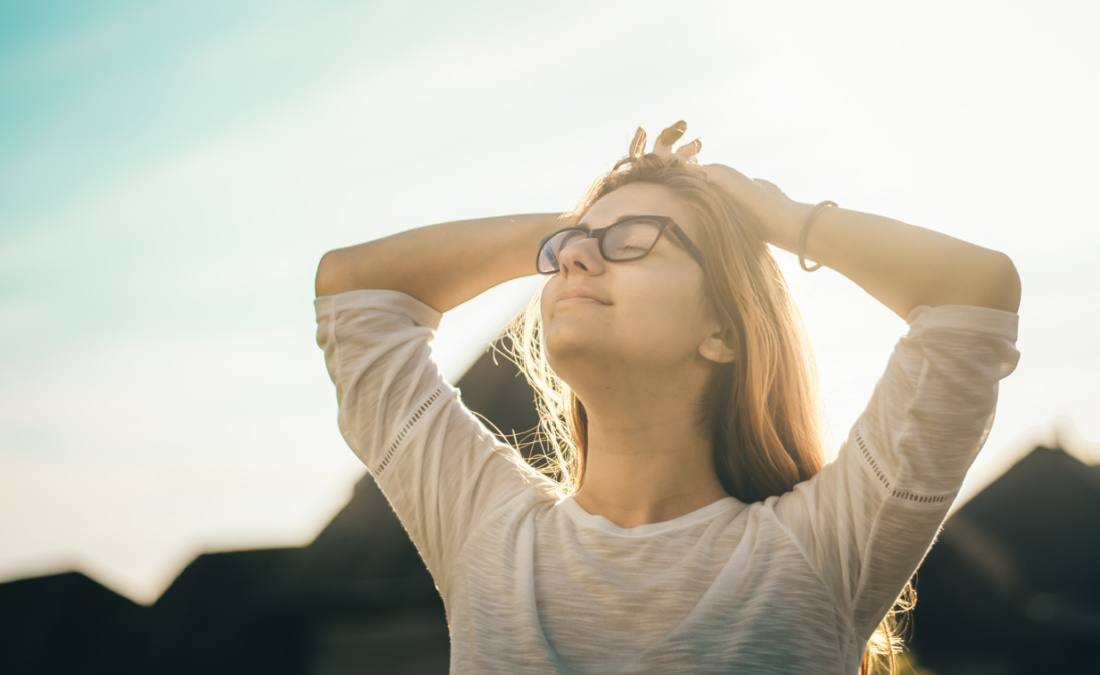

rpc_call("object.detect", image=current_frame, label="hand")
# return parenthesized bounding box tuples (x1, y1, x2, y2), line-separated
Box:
(630, 121, 812, 247)
(630, 120, 701, 163)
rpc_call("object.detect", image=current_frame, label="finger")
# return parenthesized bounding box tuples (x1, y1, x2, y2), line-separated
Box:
(654, 120, 687, 154)
(675, 138, 702, 160)
(628, 126, 647, 158)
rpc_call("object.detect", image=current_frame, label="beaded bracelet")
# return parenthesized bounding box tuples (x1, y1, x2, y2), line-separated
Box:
(798, 200, 837, 272)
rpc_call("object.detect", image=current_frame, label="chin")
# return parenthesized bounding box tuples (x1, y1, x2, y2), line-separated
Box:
(544, 330, 603, 376)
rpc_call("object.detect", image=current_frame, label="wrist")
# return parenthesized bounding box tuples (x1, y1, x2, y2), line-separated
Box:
(765, 201, 814, 253)
(796, 201, 837, 271)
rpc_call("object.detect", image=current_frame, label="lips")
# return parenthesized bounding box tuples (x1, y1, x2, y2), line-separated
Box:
(555, 287, 611, 305)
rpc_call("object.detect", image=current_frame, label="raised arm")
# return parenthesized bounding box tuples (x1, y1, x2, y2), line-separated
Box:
(315, 213, 562, 312)
(650, 122, 1021, 318)
(751, 183, 1020, 318)
(709, 163, 1021, 318)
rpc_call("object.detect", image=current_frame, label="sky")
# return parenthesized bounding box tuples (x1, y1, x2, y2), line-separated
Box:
(1, 0, 1098, 604)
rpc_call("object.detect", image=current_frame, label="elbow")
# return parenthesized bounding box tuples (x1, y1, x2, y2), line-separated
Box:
(926, 249, 1021, 314)
(315, 249, 345, 298)
(985, 251, 1021, 314)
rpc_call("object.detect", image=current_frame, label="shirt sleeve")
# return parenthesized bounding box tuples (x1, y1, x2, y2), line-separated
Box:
(771, 304, 1020, 639)
(315, 289, 550, 591)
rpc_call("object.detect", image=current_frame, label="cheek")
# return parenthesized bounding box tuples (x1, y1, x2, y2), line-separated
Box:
(645, 294, 706, 338)
(645, 266, 707, 315)
(639, 279, 713, 347)
(539, 278, 558, 325)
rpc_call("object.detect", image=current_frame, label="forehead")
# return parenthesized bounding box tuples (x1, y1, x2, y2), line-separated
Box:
(581, 182, 695, 233)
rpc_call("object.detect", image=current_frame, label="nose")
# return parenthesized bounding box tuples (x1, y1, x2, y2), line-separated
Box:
(556, 235, 606, 276)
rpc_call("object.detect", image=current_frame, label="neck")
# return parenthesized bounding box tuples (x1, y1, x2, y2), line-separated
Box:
(570, 368, 730, 529)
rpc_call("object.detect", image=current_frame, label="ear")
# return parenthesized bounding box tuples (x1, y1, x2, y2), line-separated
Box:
(698, 325, 738, 364)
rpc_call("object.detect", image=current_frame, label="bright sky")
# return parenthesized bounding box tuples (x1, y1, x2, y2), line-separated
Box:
(2, 0, 1098, 604)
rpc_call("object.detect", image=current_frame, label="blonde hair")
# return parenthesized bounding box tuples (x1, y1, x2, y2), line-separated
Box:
(507, 154, 912, 674)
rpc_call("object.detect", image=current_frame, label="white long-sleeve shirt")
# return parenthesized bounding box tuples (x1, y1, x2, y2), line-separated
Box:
(315, 289, 1020, 674)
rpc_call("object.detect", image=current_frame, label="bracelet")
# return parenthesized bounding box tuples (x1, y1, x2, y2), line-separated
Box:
(798, 200, 837, 272)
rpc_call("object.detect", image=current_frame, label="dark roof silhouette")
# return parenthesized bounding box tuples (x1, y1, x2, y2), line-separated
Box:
(0, 571, 148, 674)
(909, 446, 1100, 673)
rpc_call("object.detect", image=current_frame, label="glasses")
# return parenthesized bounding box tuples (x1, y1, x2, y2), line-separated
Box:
(536, 215, 706, 275)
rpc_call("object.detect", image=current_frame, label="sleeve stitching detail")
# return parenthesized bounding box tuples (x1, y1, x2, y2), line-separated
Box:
(889, 489, 953, 505)
(373, 387, 444, 476)
(854, 422, 890, 490)
(855, 421, 959, 506)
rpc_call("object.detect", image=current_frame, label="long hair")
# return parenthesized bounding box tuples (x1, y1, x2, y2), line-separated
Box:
(507, 154, 912, 674)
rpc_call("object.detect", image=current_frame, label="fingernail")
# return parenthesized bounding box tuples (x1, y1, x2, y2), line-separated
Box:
(629, 127, 647, 157)
(658, 126, 684, 144)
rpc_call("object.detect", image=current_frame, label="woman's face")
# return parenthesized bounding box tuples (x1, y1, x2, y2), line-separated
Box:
(541, 182, 720, 379)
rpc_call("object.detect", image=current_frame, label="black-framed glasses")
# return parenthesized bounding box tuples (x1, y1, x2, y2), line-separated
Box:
(536, 215, 706, 275)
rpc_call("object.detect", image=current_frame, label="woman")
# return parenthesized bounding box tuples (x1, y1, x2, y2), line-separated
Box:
(314, 122, 1021, 674)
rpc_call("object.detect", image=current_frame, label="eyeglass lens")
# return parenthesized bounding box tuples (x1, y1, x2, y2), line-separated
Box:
(538, 218, 665, 273)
